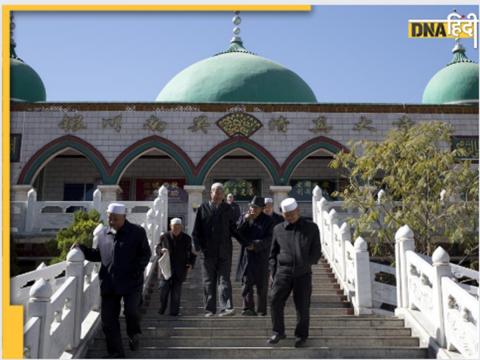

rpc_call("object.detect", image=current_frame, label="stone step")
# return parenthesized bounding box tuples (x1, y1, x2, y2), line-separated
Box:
(117, 316, 406, 328)
(145, 300, 352, 310)
(89, 335, 420, 348)
(87, 346, 428, 359)
(147, 293, 348, 302)
(141, 307, 354, 316)
(95, 326, 412, 338)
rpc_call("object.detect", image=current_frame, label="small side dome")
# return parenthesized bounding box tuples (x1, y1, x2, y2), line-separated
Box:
(9, 14, 46, 103)
(10, 57, 47, 102)
(422, 40, 479, 105)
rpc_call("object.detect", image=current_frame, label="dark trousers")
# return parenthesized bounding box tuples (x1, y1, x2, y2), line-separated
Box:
(101, 290, 143, 356)
(201, 255, 233, 313)
(159, 276, 183, 315)
(242, 267, 269, 314)
(270, 272, 312, 339)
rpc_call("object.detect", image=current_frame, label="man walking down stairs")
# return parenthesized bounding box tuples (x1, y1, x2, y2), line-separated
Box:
(86, 237, 428, 358)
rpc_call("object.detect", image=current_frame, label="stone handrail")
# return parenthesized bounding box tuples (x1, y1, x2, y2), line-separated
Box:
(15, 186, 169, 358)
(313, 186, 479, 358)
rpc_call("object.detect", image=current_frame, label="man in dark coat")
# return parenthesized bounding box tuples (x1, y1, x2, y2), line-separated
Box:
(236, 196, 274, 316)
(192, 182, 246, 317)
(156, 217, 196, 316)
(268, 198, 321, 348)
(227, 193, 242, 223)
(75, 203, 152, 358)
(263, 197, 284, 226)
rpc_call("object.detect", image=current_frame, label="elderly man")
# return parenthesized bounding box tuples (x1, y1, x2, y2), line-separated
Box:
(156, 218, 196, 316)
(236, 196, 274, 316)
(75, 203, 151, 358)
(226, 193, 241, 223)
(192, 182, 245, 317)
(268, 198, 321, 348)
(263, 197, 284, 226)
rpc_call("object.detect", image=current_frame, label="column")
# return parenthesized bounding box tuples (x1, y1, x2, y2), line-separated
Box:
(269, 185, 292, 213)
(184, 185, 205, 235)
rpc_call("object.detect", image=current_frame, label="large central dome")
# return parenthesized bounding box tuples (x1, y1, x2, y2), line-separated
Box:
(156, 41, 317, 103)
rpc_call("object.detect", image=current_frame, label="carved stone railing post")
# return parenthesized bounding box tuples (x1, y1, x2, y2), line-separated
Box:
(312, 186, 322, 225)
(25, 188, 37, 233)
(327, 209, 338, 263)
(27, 279, 52, 358)
(339, 222, 350, 283)
(432, 246, 451, 348)
(395, 225, 415, 309)
(66, 247, 85, 349)
(353, 237, 373, 314)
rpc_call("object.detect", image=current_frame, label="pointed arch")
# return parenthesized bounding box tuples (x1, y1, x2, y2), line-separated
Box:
(17, 135, 110, 185)
(280, 136, 349, 184)
(193, 136, 281, 185)
(109, 136, 196, 184)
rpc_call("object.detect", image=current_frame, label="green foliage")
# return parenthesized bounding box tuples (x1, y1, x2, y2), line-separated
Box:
(330, 121, 478, 260)
(50, 209, 101, 264)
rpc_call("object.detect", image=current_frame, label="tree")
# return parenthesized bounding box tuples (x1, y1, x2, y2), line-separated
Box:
(50, 209, 101, 264)
(330, 121, 478, 262)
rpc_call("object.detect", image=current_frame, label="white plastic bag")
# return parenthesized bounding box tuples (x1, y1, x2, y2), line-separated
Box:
(158, 249, 172, 280)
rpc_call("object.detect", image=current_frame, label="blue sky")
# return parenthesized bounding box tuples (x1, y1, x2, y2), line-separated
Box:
(13, 5, 479, 103)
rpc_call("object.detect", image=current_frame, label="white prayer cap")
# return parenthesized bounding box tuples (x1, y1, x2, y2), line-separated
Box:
(264, 197, 274, 204)
(170, 217, 182, 225)
(211, 182, 224, 191)
(280, 198, 298, 213)
(107, 202, 126, 215)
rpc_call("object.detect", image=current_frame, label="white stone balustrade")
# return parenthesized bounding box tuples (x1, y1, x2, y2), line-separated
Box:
(313, 187, 479, 358)
(11, 185, 170, 234)
(13, 187, 168, 358)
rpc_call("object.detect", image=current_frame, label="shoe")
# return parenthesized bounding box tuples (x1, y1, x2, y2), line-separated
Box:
(169, 313, 181, 316)
(218, 308, 235, 317)
(267, 333, 286, 344)
(158, 309, 165, 315)
(294, 337, 307, 348)
(204, 311, 214, 317)
(258, 312, 267, 316)
(128, 334, 140, 351)
(241, 309, 257, 316)
(102, 353, 125, 359)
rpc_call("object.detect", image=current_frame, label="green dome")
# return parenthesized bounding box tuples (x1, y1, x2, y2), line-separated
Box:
(156, 41, 317, 103)
(422, 42, 478, 104)
(10, 57, 46, 102)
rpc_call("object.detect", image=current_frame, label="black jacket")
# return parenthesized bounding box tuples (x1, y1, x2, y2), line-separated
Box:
(79, 220, 152, 295)
(156, 232, 196, 282)
(268, 212, 284, 226)
(235, 212, 274, 282)
(229, 201, 242, 223)
(269, 217, 321, 278)
(192, 201, 245, 259)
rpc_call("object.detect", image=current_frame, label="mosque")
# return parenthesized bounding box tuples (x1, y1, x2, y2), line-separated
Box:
(9, 13, 479, 234)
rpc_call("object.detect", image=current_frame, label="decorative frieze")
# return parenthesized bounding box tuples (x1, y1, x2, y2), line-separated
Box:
(188, 115, 210, 134)
(269, 116, 289, 133)
(143, 115, 167, 133)
(353, 116, 376, 132)
(216, 112, 262, 137)
(102, 114, 122, 132)
(58, 114, 87, 132)
(393, 115, 415, 130)
(309, 116, 332, 133)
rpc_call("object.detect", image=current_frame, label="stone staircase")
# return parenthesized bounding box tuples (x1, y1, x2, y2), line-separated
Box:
(86, 242, 429, 358)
